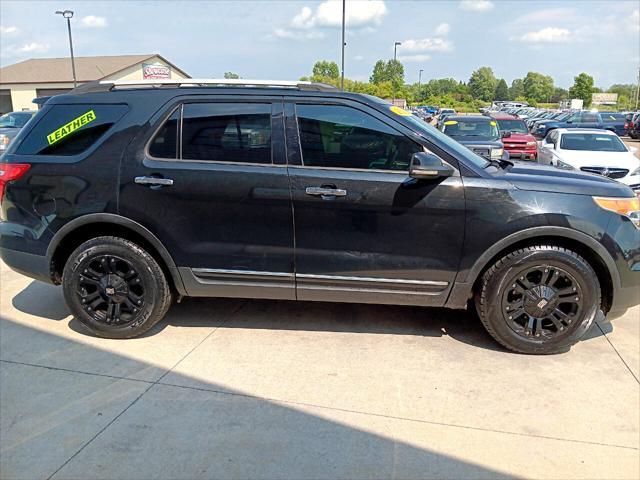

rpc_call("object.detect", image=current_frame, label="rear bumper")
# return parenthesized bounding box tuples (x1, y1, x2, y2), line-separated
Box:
(0, 246, 52, 284)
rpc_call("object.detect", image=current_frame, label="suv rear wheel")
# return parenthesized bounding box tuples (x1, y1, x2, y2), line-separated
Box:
(476, 245, 600, 354)
(62, 236, 172, 338)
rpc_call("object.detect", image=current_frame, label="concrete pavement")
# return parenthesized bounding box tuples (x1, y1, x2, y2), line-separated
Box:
(1, 260, 638, 479)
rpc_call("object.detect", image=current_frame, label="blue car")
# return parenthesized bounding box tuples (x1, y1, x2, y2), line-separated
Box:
(534, 111, 626, 138)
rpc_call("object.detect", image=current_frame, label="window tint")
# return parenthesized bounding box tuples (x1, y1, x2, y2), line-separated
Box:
(149, 108, 179, 159)
(579, 113, 599, 123)
(296, 104, 421, 171)
(16, 104, 128, 156)
(181, 103, 271, 163)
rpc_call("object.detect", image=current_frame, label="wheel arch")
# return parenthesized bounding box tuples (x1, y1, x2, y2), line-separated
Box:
(449, 226, 619, 313)
(47, 213, 186, 295)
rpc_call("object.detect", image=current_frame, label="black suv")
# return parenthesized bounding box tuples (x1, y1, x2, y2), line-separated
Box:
(1, 80, 638, 354)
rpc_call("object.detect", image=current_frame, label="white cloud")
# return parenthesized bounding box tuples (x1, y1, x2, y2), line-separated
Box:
(397, 54, 431, 62)
(354, 54, 365, 61)
(80, 15, 107, 28)
(272, 28, 324, 41)
(399, 37, 454, 53)
(459, 1, 494, 12)
(291, 0, 387, 29)
(434, 23, 450, 35)
(0, 25, 20, 35)
(514, 8, 576, 25)
(3, 41, 50, 57)
(519, 27, 571, 43)
(275, 1, 387, 42)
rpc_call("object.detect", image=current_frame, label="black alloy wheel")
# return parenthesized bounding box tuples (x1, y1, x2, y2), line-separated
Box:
(501, 265, 583, 340)
(63, 236, 172, 338)
(77, 254, 146, 326)
(476, 246, 600, 354)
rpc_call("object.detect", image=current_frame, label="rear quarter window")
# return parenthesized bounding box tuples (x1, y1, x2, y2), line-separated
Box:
(16, 104, 129, 156)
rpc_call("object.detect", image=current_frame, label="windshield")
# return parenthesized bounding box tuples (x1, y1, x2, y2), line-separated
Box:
(560, 133, 627, 152)
(0, 112, 33, 128)
(399, 113, 490, 168)
(442, 119, 499, 141)
(496, 119, 528, 134)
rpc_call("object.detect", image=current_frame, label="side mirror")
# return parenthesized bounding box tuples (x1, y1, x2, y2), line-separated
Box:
(501, 130, 512, 138)
(409, 152, 454, 179)
(566, 119, 573, 124)
(545, 142, 555, 150)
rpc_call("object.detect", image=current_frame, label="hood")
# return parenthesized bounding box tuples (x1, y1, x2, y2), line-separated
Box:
(502, 132, 536, 143)
(496, 160, 635, 197)
(556, 150, 640, 170)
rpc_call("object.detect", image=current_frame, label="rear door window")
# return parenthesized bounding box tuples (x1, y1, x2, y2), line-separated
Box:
(16, 104, 128, 156)
(181, 103, 272, 164)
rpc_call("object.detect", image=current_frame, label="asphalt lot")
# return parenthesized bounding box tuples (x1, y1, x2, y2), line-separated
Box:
(1, 258, 638, 479)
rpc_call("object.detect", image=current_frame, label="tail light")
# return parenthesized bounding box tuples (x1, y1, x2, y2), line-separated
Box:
(0, 163, 30, 206)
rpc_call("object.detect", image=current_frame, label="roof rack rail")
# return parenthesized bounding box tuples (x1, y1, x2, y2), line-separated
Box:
(70, 79, 339, 94)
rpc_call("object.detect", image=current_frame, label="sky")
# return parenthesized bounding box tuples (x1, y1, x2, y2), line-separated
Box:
(1, 0, 639, 89)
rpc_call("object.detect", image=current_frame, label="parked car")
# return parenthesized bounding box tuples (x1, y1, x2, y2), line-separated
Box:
(533, 111, 624, 139)
(538, 128, 640, 193)
(599, 112, 629, 136)
(491, 114, 538, 160)
(440, 115, 508, 160)
(1, 79, 638, 354)
(0, 111, 36, 153)
(629, 112, 640, 139)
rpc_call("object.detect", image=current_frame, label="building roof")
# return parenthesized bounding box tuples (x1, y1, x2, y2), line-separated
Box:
(0, 54, 190, 84)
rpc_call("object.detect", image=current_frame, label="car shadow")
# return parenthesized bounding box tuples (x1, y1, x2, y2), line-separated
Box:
(1, 318, 516, 479)
(12, 280, 611, 353)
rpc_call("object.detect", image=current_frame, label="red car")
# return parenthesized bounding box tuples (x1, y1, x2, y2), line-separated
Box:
(491, 114, 538, 160)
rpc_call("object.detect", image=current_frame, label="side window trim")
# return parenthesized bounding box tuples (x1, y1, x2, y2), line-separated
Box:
(291, 101, 423, 174)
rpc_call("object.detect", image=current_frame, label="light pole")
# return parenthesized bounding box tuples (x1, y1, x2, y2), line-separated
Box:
(340, 0, 345, 91)
(55, 10, 77, 87)
(418, 68, 424, 103)
(392, 42, 401, 104)
(393, 41, 401, 62)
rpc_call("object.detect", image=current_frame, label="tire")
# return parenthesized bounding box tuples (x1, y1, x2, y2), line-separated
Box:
(476, 245, 600, 354)
(62, 236, 173, 339)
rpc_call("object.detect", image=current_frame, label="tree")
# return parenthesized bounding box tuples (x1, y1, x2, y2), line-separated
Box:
(369, 59, 404, 88)
(550, 87, 569, 103)
(223, 72, 240, 79)
(468, 67, 497, 101)
(510, 78, 525, 99)
(494, 79, 509, 101)
(312, 60, 339, 79)
(568, 73, 595, 107)
(523, 71, 554, 103)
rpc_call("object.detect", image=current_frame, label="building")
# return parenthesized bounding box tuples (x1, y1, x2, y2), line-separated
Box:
(0, 54, 190, 113)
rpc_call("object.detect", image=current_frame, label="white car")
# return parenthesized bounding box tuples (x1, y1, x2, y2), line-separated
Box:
(538, 128, 640, 192)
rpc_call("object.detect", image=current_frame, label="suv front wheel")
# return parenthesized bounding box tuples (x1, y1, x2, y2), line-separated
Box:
(477, 245, 601, 354)
(62, 236, 173, 338)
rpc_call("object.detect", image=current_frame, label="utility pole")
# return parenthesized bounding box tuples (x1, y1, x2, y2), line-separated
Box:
(392, 42, 401, 104)
(55, 10, 77, 87)
(340, 0, 346, 91)
(418, 68, 423, 102)
(635, 66, 640, 110)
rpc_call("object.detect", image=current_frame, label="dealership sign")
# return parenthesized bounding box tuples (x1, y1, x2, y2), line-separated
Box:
(592, 93, 618, 105)
(142, 62, 171, 79)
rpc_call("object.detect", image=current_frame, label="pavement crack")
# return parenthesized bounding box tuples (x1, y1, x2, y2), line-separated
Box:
(597, 323, 639, 384)
(154, 380, 640, 453)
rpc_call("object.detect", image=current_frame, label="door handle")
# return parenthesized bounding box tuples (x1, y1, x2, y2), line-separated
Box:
(305, 186, 347, 197)
(134, 176, 174, 187)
